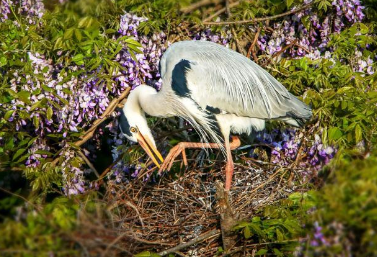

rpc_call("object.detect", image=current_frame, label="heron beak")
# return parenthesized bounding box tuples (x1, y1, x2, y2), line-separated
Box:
(136, 132, 164, 168)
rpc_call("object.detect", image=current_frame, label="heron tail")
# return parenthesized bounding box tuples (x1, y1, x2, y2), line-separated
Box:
(282, 95, 312, 127)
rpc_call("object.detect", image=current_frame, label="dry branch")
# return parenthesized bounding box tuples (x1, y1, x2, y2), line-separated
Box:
(203, 1, 240, 22)
(181, 0, 222, 14)
(157, 229, 220, 256)
(203, 2, 313, 25)
(247, 27, 261, 62)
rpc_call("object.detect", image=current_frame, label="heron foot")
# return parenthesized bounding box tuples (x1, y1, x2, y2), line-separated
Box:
(159, 143, 188, 173)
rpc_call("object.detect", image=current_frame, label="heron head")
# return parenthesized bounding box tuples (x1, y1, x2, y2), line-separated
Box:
(119, 103, 164, 168)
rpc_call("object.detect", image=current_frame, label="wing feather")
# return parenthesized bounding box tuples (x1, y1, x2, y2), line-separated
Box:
(160, 40, 311, 123)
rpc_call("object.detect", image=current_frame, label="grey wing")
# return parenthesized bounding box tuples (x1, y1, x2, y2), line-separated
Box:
(160, 41, 312, 124)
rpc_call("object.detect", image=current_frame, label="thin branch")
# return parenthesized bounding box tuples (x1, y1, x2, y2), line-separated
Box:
(203, 2, 313, 25)
(0, 187, 44, 214)
(157, 229, 220, 256)
(101, 231, 130, 257)
(0, 167, 23, 172)
(231, 27, 246, 55)
(265, 38, 298, 66)
(247, 27, 261, 62)
(203, 1, 240, 22)
(97, 154, 123, 183)
(77, 150, 100, 178)
(181, 0, 222, 14)
(225, 0, 231, 17)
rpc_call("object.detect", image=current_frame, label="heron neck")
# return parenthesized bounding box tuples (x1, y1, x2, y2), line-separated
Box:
(135, 85, 172, 118)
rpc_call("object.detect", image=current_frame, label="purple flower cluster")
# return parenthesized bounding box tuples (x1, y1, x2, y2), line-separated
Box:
(115, 13, 167, 90)
(355, 50, 375, 75)
(258, 0, 365, 58)
(25, 138, 50, 167)
(18, 0, 44, 24)
(310, 221, 329, 247)
(0, 0, 45, 23)
(307, 134, 336, 169)
(193, 28, 232, 46)
(0, 0, 13, 22)
(252, 129, 336, 177)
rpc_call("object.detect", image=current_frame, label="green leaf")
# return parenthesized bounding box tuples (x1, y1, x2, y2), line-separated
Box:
(34, 150, 53, 156)
(33, 115, 39, 129)
(63, 28, 74, 40)
(46, 107, 53, 120)
(75, 29, 82, 42)
(17, 91, 31, 104)
(244, 226, 252, 239)
(328, 127, 343, 141)
(105, 28, 116, 34)
(72, 54, 84, 65)
(0, 56, 7, 67)
(4, 110, 14, 120)
(255, 249, 268, 255)
(286, 0, 294, 8)
(134, 251, 160, 257)
(276, 228, 284, 241)
(273, 248, 284, 257)
(30, 98, 47, 111)
(12, 148, 27, 161)
(355, 124, 362, 142)
(301, 16, 310, 30)
(252, 216, 261, 223)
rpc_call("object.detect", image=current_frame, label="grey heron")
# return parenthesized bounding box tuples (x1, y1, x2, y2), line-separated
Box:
(119, 40, 312, 190)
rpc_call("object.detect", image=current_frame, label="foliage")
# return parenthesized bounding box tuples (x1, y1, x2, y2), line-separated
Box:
(0, 195, 80, 256)
(0, 0, 141, 192)
(234, 191, 317, 256)
(302, 151, 377, 256)
(276, 23, 377, 148)
(0, 0, 377, 256)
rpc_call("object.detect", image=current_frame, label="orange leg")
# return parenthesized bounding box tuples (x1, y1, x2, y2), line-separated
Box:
(159, 136, 241, 190)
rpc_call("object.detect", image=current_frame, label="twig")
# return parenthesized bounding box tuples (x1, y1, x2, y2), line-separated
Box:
(0, 167, 23, 172)
(247, 27, 261, 62)
(231, 27, 246, 55)
(97, 154, 124, 184)
(181, 0, 222, 14)
(225, 0, 231, 17)
(203, 2, 313, 25)
(101, 231, 131, 257)
(77, 150, 100, 178)
(130, 233, 174, 246)
(79, 88, 131, 142)
(0, 187, 44, 215)
(203, 1, 240, 22)
(265, 39, 298, 66)
(157, 229, 220, 256)
(294, 42, 310, 53)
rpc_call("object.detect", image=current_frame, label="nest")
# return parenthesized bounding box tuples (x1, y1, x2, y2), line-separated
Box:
(71, 149, 310, 256)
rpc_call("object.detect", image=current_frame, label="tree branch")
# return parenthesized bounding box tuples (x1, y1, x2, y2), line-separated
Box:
(203, 1, 240, 22)
(203, 2, 313, 25)
(247, 27, 261, 62)
(225, 0, 231, 17)
(181, 0, 222, 14)
(157, 229, 220, 256)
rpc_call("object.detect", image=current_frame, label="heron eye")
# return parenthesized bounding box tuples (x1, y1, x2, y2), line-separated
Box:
(130, 127, 137, 133)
